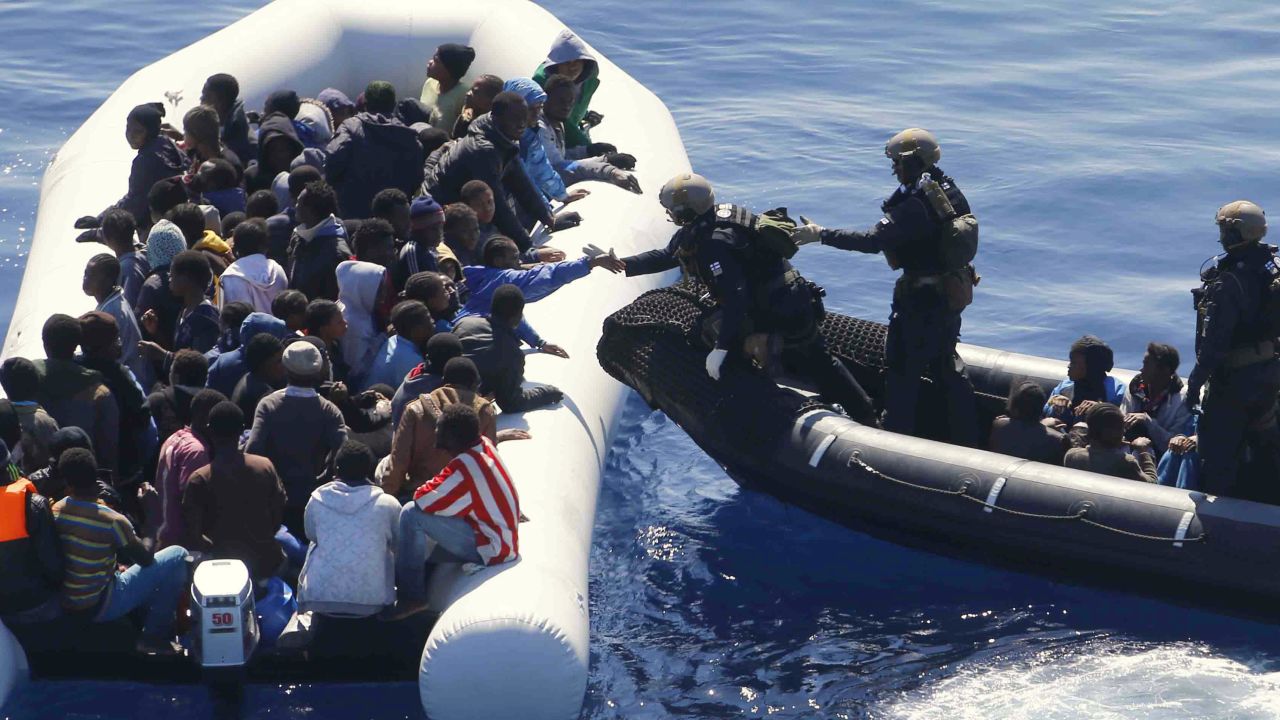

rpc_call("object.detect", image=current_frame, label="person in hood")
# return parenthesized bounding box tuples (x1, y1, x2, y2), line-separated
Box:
(390, 331, 462, 428)
(502, 77, 590, 209)
(245, 111, 304, 194)
(419, 43, 476, 132)
(232, 334, 286, 419)
(294, 98, 335, 149)
(287, 180, 352, 302)
(1045, 335, 1126, 428)
(77, 311, 158, 488)
(206, 312, 289, 397)
(267, 165, 322, 264)
(33, 315, 119, 476)
(297, 439, 399, 617)
(318, 88, 356, 126)
(201, 73, 254, 164)
(539, 74, 640, 193)
(194, 158, 247, 217)
(532, 30, 601, 149)
(221, 218, 288, 314)
(450, 74, 503, 140)
(422, 92, 556, 255)
(82, 253, 150, 389)
(147, 349, 208, 448)
(78, 102, 186, 236)
(1121, 342, 1193, 457)
(324, 80, 424, 218)
(0, 359, 60, 476)
(246, 341, 348, 539)
(182, 401, 287, 580)
(336, 260, 391, 388)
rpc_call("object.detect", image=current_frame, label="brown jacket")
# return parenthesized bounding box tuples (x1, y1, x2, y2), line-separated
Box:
(1063, 445, 1157, 483)
(384, 385, 497, 498)
(182, 452, 287, 580)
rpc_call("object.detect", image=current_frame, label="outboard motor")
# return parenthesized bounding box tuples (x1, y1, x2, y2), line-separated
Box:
(190, 559, 259, 673)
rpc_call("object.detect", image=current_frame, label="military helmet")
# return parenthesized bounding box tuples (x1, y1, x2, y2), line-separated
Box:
(659, 172, 716, 225)
(885, 128, 942, 167)
(1216, 200, 1267, 243)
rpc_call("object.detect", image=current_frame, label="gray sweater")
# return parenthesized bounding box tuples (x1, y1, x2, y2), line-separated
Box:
(245, 388, 348, 509)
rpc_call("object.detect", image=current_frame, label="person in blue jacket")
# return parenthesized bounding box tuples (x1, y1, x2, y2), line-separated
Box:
(1044, 335, 1126, 427)
(501, 78, 590, 211)
(457, 235, 624, 324)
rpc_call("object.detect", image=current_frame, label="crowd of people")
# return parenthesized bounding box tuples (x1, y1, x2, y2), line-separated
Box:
(0, 32, 640, 653)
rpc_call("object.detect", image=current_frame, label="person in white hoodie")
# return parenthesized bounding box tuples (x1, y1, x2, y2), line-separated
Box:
(336, 260, 389, 389)
(297, 439, 400, 618)
(220, 218, 288, 313)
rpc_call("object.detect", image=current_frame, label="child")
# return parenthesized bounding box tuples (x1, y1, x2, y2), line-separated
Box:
(1063, 403, 1157, 482)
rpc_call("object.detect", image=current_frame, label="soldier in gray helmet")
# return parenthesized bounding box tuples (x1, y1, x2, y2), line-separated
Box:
(1187, 200, 1280, 500)
(793, 129, 979, 445)
(616, 172, 877, 423)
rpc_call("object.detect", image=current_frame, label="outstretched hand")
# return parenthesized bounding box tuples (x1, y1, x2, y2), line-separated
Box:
(792, 222, 825, 246)
(589, 253, 626, 274)
(541, 342, 570, 359)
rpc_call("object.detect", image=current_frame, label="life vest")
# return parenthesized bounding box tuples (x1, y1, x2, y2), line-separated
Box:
(0, 477, 34, 544)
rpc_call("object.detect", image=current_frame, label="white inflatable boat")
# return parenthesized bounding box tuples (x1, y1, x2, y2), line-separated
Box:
(0, 1, 687, 717)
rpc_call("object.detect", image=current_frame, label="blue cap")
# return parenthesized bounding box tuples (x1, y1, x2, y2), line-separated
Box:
(502, 77, 547, 106)
(410, 194, 444, 220)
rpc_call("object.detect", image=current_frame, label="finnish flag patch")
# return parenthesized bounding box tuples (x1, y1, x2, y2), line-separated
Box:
(710, 261, 723, 276)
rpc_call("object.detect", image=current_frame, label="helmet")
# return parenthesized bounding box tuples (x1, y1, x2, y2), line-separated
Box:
(884, 128, 942, 167)
(1216, 200, 1267, 245)
(659, 173, 716, 225)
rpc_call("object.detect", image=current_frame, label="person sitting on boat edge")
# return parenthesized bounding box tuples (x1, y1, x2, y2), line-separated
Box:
(532, 29, 602, 150)
(325, 80, 424, 219)
(363, 301, 435, 392)
(386, 403, 520, 620)
(1120, 342, 1192, 457)
(296, 439, 400, 618)
(245, 341, 348, 541)
(1186, 200, 1280, 503)
(0, 358, 60, 475)
(200, 72, 254, 164)
(793, 128, 978, 443)
(1063, 403, 1157, 483)
(52, 447, 188, 655)
(503, 77, 592, 213)
(0, 437, 64, 625)
(539, 74, 641, 193)
(182, 401, 287, 582)
(1044, 335, 1125, 429)
(455, 284, 566, 413)
(622, 173, 878, 424)
(420, 42, 476, 132)
(390, 331, 463, 429)
(34, 314, 120, 478)
(989, 381, 1068, 465)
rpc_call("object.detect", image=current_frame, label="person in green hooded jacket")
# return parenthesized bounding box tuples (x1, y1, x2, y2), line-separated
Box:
(532, 30, 600, 150)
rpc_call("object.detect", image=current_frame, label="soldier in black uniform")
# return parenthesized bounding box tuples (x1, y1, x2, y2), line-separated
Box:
(794, 128, 979, 446)
(1187, 200, 1280, 500)
(617, 172, 877, 424)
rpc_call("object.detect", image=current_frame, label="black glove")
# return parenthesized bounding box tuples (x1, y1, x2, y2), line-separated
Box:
(246, 111, 262, 125)
(75, 228, 103, 244)
(74, 215, 101, 230)
(605, 152, 636, 170)
(582, 110, 604, 129)
(586, 142, 617, 157)
(552, 212, 582, 232)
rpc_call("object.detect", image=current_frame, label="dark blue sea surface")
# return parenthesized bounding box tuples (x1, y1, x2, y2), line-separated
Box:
(4, 1, 1280, 718)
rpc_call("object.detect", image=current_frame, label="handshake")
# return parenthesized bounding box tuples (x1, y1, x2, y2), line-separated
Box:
(791, 215, 824, 246)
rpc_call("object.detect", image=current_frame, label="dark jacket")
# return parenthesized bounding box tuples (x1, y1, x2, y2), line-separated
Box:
(245, 112, 304, 194)
(113, 136, 186, 227)
(820, 167, 971, 277)
(174, 302, 222, 354)
(287, 215, 352, 302)
(147, 384, 201, 447)
(621, 209, 800, 351)
(266, 207, 297, 267)
(78, 356, 156, 486)
(1188, 243, 1278, 393)
(325, 112, 423, 218)
(33, 359, 119, 475)
(182, 452, 286, 580)
(423, 113, 549, 252)
(455, 315, 558, 412)
(245, 389, 348, 510)
(135, 268, 181, 349)
(0, 480, 63, 616)
(221, 99, 254, 165)
(989, 416, 1067, 465)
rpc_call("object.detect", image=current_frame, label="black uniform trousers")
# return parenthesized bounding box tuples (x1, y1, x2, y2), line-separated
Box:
(1200, 358, 1280, 500)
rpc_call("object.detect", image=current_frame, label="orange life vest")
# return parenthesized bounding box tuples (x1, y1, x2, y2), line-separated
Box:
(0, 477, 34, 543)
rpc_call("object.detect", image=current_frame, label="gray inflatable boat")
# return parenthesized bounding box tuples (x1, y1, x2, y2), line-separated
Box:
(597, 284, 1280, 618)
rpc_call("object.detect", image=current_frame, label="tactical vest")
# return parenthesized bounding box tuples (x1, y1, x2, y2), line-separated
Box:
(0, 477, 33, 544)
(682, 205, 800, 305)
(1196, 248, 1280, 352)
(885, 174, 976, 276)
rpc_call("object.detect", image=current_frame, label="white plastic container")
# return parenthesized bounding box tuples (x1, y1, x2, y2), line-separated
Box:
(190, 559, 259, 669)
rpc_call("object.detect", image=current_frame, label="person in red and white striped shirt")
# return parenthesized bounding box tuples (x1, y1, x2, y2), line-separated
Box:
(386, 403, 520, 619)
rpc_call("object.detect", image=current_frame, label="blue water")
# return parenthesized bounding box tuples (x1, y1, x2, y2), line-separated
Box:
(4, 0, 1280, 718)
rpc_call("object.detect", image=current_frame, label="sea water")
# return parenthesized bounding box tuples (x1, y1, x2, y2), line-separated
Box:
(3, 1, 1280, 717)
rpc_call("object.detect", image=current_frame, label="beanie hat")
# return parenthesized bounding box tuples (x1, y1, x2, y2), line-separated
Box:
(436, 43, 476, 82)
(146, 219, 187, 269)
(78, 311, 120, 353)
(264, 90, 301, 119)
(410, 195, 445, 224)
(317, 88, 355, 114)
(502, 77, 547, 107)
(127, 102, 165, 140)
(281, 341, 323, 377)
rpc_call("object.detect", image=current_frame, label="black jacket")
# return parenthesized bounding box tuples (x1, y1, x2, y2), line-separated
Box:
(79, 356, 154, 486)
(221, 99, 254, 165)
(244, 112, 303, 194)
(1188, 242, 1279, 391)
(287, 216, 352, 302)
(325, 112, 424, 218)
(134, 268, 181, 349)
(0, 482, 63, 616)
(455, 315, 559, 412)
(423, 113, 549, 252)
(112, 136, 186, 227)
